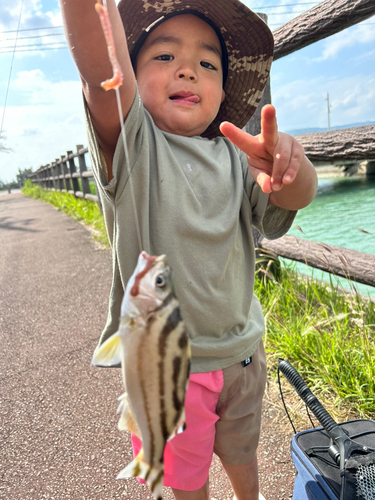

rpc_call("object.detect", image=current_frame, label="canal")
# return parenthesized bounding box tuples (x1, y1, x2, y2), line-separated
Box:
(286, 170, 375, 297)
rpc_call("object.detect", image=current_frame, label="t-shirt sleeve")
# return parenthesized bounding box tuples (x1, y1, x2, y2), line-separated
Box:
(241, 151, 297, 240)
(83, 86, 145, 199)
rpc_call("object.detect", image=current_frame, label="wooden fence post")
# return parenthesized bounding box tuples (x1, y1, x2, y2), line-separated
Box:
(67, 151, 79, 194)
(243, 13, 270, 137)
(41, 167, 46, 189)
(242, 13, 274, 269)
(36, 169, 41, 188)
(367, 160, 375, 175)
(50, 161, 55, 190)
(56, 158, 63, 192)
(47, 165, 52, 190)
(49, 163, 55, 190)
(61, 155, 70, 192)
(76, 144, 90, 198)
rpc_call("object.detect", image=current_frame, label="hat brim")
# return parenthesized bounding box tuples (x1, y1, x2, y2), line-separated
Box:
(118, 0, 274, 139)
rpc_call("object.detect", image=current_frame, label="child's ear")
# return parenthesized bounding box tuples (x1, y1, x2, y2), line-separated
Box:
(221, 89, 225, 103)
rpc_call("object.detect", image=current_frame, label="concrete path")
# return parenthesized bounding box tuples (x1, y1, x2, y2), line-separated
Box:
(0, 194, 295, 500)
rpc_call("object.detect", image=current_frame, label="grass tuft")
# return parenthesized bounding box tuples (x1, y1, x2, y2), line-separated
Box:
(256, 260, 375, 419)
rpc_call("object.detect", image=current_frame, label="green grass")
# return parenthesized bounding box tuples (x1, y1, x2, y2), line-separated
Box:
(21, 181, 375, 418)
(22, 180, 109, 246)
(255, 259, 375, 419)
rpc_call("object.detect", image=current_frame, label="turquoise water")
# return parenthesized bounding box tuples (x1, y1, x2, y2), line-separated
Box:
(285, 174, 375, 297)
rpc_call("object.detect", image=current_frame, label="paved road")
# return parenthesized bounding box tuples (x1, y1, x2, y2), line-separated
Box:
(0, 194, 295, 500)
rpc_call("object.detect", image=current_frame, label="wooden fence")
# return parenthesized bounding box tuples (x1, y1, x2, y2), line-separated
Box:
(29, 145, 98, 203)
(28, 0, 375, 289)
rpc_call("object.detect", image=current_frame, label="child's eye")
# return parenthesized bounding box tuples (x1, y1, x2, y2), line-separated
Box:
(201, 61, 217, 70)
(156, 54, 174, 61)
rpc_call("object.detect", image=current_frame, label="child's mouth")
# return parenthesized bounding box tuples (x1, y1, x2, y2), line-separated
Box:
(169, 93, 200, 105)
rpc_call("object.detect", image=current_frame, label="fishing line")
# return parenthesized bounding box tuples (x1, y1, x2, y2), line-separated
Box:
(114, 86, 143, 253)
(1, 0, 25, 139)
(101, 0, 143, 253)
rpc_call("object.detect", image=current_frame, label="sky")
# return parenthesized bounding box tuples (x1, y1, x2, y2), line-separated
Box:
(0, 0, 375, 182)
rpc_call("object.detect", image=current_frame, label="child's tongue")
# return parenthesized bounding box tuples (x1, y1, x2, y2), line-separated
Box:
(170, 94, 200, 103)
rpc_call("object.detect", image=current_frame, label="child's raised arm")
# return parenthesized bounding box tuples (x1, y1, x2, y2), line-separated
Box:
(60, 0, 136, 178)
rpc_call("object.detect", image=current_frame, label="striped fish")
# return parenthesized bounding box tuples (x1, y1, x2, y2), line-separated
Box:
(92, 251, 190, 500)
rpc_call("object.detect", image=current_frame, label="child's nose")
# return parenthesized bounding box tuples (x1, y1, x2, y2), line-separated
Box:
(178, 72, 195, 81)
(176, 61, 197, 81)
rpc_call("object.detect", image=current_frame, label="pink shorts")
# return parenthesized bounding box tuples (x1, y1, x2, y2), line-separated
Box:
(131, 341, 267, 492)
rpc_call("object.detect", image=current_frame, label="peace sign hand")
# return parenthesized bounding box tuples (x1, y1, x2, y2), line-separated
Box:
(220, 105, 317, 210)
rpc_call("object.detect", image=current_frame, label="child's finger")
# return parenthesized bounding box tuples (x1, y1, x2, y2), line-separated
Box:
(270, 140, 292, 190)
(260, 105, 278, 150)
(219, 121, 258, 154)
(254, 170, 273, 194)
(271, 137, 303, 190)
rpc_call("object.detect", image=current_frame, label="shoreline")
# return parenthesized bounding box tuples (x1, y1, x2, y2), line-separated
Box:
(315, 162, 367, 179)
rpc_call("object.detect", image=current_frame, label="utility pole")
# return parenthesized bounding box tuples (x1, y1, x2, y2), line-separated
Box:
(326, 92, 332, 131)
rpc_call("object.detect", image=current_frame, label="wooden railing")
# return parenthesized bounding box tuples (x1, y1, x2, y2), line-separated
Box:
(253, 233, 375, 289)
(28, 145, 98, 203)
(28, 0, 375, 289)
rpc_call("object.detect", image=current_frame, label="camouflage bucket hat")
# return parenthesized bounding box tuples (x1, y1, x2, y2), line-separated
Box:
(117, 0, 274, 139)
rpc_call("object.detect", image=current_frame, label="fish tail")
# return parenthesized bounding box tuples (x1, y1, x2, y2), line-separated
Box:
(117, 452, 164, 500)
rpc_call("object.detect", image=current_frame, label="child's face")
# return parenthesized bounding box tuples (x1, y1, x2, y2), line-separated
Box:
(135, 14, 225, 137)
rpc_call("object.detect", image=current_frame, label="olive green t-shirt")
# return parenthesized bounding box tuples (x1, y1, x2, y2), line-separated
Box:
(85, 89, 296, 373)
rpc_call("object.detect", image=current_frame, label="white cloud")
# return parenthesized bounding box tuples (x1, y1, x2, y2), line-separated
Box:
(273, 73, 375, 131)
(315, 23, 375, 61)
(0, 0, 61, 30)
(1, 69, 87, 180)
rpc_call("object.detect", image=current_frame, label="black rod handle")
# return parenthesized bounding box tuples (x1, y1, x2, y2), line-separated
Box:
(278, 359, 339, 434)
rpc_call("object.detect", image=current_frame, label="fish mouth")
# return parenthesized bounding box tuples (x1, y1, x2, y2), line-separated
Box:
(169, 92, 200, 104)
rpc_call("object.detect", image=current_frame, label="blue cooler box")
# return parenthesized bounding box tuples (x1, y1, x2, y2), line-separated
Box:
(290, 419, 375, 500)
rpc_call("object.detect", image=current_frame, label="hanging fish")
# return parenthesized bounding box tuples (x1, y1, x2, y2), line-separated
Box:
(92, 251, 190, 500)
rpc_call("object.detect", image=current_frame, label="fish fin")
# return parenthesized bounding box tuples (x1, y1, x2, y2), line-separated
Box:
(168, 408, 187, 441)
(117, 392, 141, 437)
(91, 331, 122, 367)
(176, 407, 187, 434)
(117, 452, 164, 500)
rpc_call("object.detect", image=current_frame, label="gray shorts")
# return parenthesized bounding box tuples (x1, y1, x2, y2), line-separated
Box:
(214, 341, 267, 465)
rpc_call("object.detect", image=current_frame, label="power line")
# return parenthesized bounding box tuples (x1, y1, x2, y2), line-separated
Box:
(2, 41, 67, 50)
(0, 41, 66, 51)
(254, 1, 318, 8)
(0, 8, 373, 51)
(0, 3, 319, 36)
(1, 0, 24, 138)
(1, 32, 65, 42)
(1, 8, 373, 34)
(1, 25, 64, 34)
(0, 46, 68, 54)
(1, 20, 374, 50)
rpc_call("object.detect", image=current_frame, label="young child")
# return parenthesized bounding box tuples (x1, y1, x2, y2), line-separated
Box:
(60, 0, 318, 499)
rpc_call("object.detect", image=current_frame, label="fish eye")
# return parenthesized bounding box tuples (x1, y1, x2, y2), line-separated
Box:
(156, 274, 166, 288)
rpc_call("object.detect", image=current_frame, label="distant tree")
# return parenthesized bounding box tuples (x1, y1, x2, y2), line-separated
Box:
(0, 131, 11, 153)
(16, 168, 33, 187)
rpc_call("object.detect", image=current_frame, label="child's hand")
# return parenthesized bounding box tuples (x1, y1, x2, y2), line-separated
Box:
(220, 105, 317, 210)
(220, 105, 304, 194)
